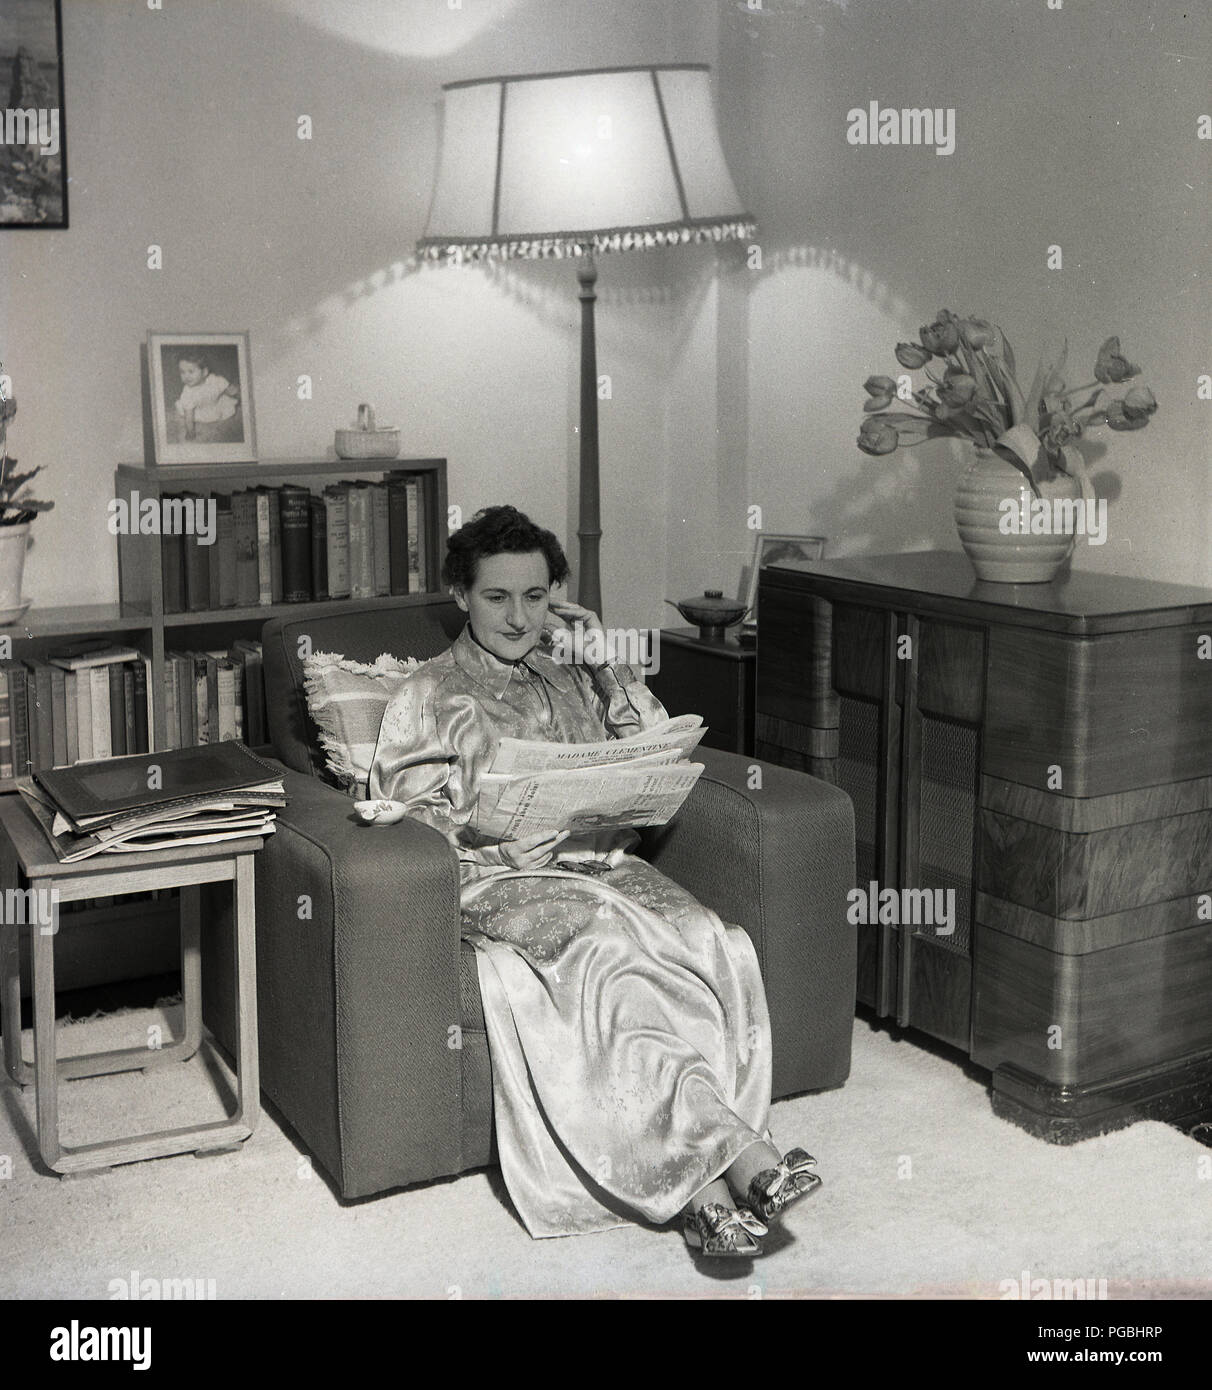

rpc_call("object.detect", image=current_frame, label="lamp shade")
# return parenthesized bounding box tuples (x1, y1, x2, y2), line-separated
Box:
(418, 64, 754, 260)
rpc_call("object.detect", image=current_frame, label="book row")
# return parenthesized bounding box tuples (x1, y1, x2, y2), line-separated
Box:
(0, 640, 270, 779)
(159, 470, 438, 614)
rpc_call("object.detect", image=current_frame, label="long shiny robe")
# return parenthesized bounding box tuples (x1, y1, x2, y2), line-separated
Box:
(369, 623, 772, 1236)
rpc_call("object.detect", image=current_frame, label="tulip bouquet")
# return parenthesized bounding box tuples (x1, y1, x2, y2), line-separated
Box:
(856, 310, 1158, 496)
(0, 366, 54, 525)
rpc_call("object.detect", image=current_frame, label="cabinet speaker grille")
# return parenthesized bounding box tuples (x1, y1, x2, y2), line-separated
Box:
(837, 695, 879, 886)
(917, 716, 979, 956)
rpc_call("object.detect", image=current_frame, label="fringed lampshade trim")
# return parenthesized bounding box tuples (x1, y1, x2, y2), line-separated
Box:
(416, 217, 757, 263)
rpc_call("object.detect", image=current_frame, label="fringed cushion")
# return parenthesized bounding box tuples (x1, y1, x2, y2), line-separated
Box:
(302, 651, 423, 798)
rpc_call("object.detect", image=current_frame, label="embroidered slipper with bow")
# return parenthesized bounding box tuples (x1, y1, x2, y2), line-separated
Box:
(682, 1203, 769, 1258)
(745, 1148, 822, 1223)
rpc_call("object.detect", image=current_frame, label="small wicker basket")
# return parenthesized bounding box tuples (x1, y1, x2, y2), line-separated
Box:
(334, 404, 400, 460)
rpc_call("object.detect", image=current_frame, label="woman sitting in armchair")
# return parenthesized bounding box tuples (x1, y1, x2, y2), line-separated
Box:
(365, 505, 820, 1260)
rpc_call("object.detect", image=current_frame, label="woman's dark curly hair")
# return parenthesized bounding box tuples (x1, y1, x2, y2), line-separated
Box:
(442, 505, 570, 591)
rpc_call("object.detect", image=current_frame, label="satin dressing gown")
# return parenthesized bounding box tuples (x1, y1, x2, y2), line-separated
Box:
(369, 624, 773, 1236)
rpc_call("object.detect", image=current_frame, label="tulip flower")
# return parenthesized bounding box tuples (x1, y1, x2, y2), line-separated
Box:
(919, 313, 961, 356)
(938, 369, 978, 409)
(1121, 385, 1158, 420)
(895, 342, 932, 370)
(1094, 336, 1140, 385)
(857, 418, 899, 455)
(960, 319, 995, 350)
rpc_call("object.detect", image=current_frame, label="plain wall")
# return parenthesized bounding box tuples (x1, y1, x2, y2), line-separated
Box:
(1, 0, 1207, 637)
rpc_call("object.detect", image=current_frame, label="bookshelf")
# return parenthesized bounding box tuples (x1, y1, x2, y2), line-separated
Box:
(0, 457, 448, 789)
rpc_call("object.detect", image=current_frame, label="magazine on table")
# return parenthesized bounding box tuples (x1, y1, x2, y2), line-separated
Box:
(475, 715, 707, 839)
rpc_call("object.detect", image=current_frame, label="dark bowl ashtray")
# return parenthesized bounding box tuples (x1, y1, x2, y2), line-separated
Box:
(666, 591, 750, 643)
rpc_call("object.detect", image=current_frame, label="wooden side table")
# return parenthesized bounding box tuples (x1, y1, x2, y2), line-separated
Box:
(647, 627, 756, 756)
(0, 796, 261, 1174)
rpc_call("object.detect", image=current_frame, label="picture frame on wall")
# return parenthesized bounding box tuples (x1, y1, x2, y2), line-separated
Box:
(0, 0, 69, 228)
(146, 331, 257, 466)
(741, 532, 827, 638)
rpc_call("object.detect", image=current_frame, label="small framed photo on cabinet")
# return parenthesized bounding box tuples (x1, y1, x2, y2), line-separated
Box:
(742, 532, 827, 636)
(146, 331, 257, 466)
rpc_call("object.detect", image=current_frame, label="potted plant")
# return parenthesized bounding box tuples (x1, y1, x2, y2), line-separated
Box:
(856, 312, 1157, 581)
(0, 367, 54, 621)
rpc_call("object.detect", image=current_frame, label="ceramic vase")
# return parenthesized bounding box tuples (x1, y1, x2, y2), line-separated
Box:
(953, 446, 1084, 584)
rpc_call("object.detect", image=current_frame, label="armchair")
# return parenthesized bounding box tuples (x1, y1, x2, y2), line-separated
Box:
(202, 597, 856, 1200)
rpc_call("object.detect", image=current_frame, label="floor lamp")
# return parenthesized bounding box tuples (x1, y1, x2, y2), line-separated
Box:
(417, 64, 754, 618)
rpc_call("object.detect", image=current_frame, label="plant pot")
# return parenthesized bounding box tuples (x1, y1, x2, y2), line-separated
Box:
(0, 523, 30, 611)
(953, 446, 1084, 584)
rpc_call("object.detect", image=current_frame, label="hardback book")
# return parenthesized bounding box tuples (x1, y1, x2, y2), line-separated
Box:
(278, 484, 313, 603)
(76, 668, 95, 762)
(229, 656, 245, 743)
(323, 485, 351, 599)
(405, 475, 422, 593)
(49, 665, 68, 766)
(141, 655, 156, 754)
(415, 472, 431, 590)
(47, 641, 142, 670)
(132, 660, 150, 754)
(169, 652, 195, 748)
(121, 665, 136, 757)
(345, 482, 375, 600)
(386, 477, 410, 596)
(231, 639, 265, 746)
(183, 492, 210, 613)
(24, 671, 40, 775)
(266, 487, 284, 603)
(231, 489, 259, 607)
(0, 662, 29, 779)
(193, 654, 211, 744)
(216, 659, 238, 741)
(108, 662, 127, 757)
(23, 659, 55, 772)
(162, 662, 179, 752)
(161, 495, 185, 615)
(215, 493, 236, 608)
(253, 488, 274, 605)
(370, 482, 390, 597)
(89, 666, 112, 760)
(0, 669, 11, 779)
(309, 494, 328, 601)
(64, 671, 79, 764)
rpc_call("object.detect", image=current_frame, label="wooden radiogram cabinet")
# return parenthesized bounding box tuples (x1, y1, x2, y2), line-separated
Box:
(755, 550, 1212, 1142)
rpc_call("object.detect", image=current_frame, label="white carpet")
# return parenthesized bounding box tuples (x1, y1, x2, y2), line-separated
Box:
(1, 1004, 1209, 1300)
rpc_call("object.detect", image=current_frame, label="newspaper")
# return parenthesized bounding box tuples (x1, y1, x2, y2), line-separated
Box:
(475, 716, 707, 839)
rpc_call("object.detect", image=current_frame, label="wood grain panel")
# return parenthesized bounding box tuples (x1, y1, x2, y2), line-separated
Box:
(832, 603, 887, 699)
(980, 808, 1212, 919)
(985, 624, 1212, 797)
(976, 889, 1210, 953)
(981, 773, 1212, 832)
(972, 921, 1212, 1086)
(753, 586, 836, 726)
(917, 619, 986, 722)
(906, 935, 971, 1051)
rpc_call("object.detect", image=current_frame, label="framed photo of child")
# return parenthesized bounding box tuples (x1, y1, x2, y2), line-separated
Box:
(146, 331, 257, 465)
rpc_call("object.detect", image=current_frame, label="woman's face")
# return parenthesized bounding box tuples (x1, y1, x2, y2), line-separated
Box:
(454, 550, 551, 662)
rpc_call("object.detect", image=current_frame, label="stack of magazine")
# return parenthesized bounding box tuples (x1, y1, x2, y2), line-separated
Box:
(475, 715, 707, 839)
(20, 743, 285, 864)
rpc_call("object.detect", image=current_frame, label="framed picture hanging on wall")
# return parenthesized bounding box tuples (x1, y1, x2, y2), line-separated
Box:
(0, 0, 69, 227)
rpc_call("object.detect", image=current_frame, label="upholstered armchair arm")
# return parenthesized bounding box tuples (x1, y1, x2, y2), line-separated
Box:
(202, 764, 465, 1198)
(642, 747, 857, 1099)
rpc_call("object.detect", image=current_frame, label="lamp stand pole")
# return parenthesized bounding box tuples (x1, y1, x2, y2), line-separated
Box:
(576, 252, 602, 618)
